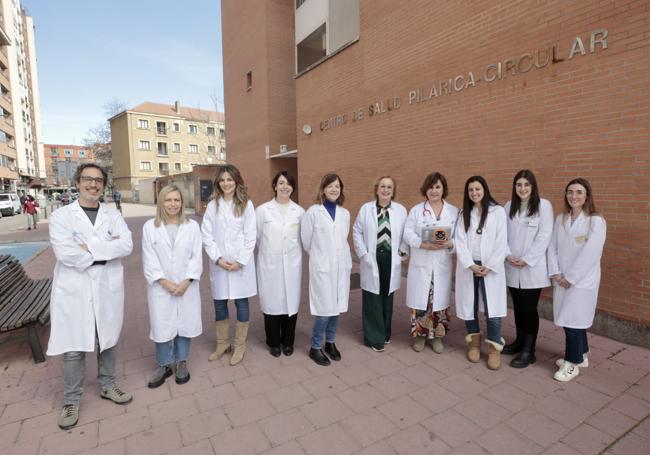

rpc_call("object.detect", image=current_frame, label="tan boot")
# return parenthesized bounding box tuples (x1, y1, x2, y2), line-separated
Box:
(230, 321, 250, 366)
(465, 333, 481, 363)
(208, 320, 231, 361)
(486, 338, 505, 370)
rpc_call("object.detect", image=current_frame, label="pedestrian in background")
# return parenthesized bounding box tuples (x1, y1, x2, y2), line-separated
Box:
(548, 177, 606, 382)
(142, 185, 203, 388)
(23, 195, 39, 230)
(455, 175, 508, 370)
(301, 173, 351, 366)
(403, 172, 458, 354)
(502, 169, 554, 368)
(353, 176, 407, 352)
(202, 164, 257, 366)
(256, 171, 304, 357)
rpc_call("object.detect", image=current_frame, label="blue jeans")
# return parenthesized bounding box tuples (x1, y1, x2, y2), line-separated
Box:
(311, 316, 339, 349)
(214, 298, 249, 322)
(465, 261, 503, 344)
(155, 336, 191, 366)
(564, 327, 589, 364)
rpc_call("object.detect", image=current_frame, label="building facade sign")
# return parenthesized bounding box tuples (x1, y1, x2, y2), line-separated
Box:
(319, 29, 608, 132)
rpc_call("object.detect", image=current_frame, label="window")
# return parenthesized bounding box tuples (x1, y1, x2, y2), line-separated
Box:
(173, 143, 181, 153)
(139, 161, 152, 171)
(246, 70, 252, 91)
(156, 121, 167, 135)
(174, 162, 182, 172)
(138, 140, 151, 150)
(50, 147, 58, 157)
(296, 0, 307, 8)
(64, 149, 72, 157)
(220, 147, 226, 160)
(207, 145, 216, 155)
(219, 128, 225, 139)
(188, 144, 198, 153)
(138, 119, 149, 129)
(207, 126, 216, 136)
(158, 162, 169, 175)
(297, 23, 327, 73)
(172, 122, 180, 132)
(157, 142, 168, 155)
(188, 124, 198, 134)
(79, 150, 86, 158)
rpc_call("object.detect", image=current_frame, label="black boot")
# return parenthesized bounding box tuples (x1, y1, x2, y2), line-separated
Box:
(502, 328, 523, 355)
(309, 348, 331, 366)
(510, 333, 537, 368)
(324, 342, 341, 361)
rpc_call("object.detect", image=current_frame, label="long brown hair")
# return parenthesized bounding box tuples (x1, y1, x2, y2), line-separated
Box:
(563, 177, 598, 215)
(212, 164, 250, 217)
(155, 185, 187, 227)
(462, 175, 499, 232)
(509, 169, 541, 219)
(315, 173, 345, 205)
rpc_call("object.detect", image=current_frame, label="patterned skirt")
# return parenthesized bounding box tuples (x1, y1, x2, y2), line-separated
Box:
(410, 273, 451, 339)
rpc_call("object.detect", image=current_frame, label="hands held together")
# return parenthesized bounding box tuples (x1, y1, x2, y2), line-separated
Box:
(420, 239, 453, 251)
(159, 278, 192, 296)
(551, 274, 571, 289)
(217, 258, 242, 272)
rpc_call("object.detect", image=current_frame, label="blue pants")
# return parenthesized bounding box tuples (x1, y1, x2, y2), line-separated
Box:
(465, 261, 502, 344)
(155, 336, 191, 366)
(564, 327, 589, 364)
(311, 315, 339, 349)
(214, 298, 249, 322)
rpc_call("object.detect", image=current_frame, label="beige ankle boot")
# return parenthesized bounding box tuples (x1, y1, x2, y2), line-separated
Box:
(486, 338, 505, 370)
(465, 333, 481, 363)
(230, 321, 250, 366)
(208, 320, 231, 361)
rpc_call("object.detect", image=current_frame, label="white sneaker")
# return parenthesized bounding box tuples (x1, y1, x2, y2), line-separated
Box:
(553, 361, 580, 382)
(555, 351, 589, 368)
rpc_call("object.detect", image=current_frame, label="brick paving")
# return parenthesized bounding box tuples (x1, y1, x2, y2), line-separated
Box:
(0, 203, 648, 455)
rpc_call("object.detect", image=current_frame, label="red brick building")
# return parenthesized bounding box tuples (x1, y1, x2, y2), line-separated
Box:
(222, 0, 650, 343)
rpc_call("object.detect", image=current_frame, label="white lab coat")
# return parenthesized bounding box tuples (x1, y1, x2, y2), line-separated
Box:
(255, 199, 305, 316)
(142, 219, 203, 342)
(504, 199, 554, 289)
(47, 201, 133, 355)
(352, 201, 407, 295)
(454, 205, 508, 320)
(201, 198, 257, 300)
(547, 213, 606, 328)
(301, 204, 352, 316)
(403, 201, 459, 311)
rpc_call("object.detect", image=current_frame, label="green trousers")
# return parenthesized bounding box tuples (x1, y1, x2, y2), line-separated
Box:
(362, 249, 394, 349)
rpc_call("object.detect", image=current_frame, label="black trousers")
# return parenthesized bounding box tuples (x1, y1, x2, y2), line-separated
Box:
(264, 313, 298, 349)
(362, 249, 393, 348)
(508, 287, 542, 337)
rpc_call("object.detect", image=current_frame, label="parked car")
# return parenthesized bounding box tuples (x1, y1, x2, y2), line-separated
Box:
(0, 193, 21, 216)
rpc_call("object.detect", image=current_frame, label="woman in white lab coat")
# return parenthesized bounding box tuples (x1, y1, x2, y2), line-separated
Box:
(202, 164, 257, 366)
(403, 172, 458, 354)
(455, 175, 508, 370)
(548, 177, 606, 382)
(502, 170, 554, 368)
(256, 171, 305, 357)
(142, 185, 203, 388)
(301, 173, 352, 366)
(352, 176, 407, 352)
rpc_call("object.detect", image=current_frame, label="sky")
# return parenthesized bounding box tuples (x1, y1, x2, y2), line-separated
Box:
(21, 0, 224, 145)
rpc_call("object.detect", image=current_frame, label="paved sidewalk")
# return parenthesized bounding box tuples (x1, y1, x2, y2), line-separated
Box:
(0, 209, 648, 455)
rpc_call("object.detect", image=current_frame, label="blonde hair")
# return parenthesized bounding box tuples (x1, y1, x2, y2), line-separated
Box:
(212, 164, 250, 217)
(155, 185, 187, 227)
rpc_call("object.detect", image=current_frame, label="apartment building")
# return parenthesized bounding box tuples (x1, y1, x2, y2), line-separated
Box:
(110, 101, 226, 201)
(222, 0, 650, 342)
(0, 1, 44, 194)
(43, 144, 94, 187)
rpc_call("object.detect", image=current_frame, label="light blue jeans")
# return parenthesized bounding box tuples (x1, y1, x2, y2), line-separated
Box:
(155, 336, 191, 366)
(311, 316, 339, 349)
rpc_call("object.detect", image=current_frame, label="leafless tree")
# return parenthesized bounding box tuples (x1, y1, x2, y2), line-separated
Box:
(83, 98, 127, 179)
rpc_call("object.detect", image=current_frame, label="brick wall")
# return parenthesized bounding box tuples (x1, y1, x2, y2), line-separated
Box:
(224, 0, 650, 326)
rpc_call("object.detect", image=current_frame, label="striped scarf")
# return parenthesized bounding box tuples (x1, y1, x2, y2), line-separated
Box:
(377, 203, 392, 251)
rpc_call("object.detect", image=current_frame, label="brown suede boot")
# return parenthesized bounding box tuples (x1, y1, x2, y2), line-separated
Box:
(230, 321, 250, 366)
(486, 338, 505, 370)
(465, 333, 481, 363)
(208, 320, 231, 361)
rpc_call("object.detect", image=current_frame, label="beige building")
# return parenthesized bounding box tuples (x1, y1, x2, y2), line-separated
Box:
(109, 101, 225, 201)
(0, 1, 44, 194)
